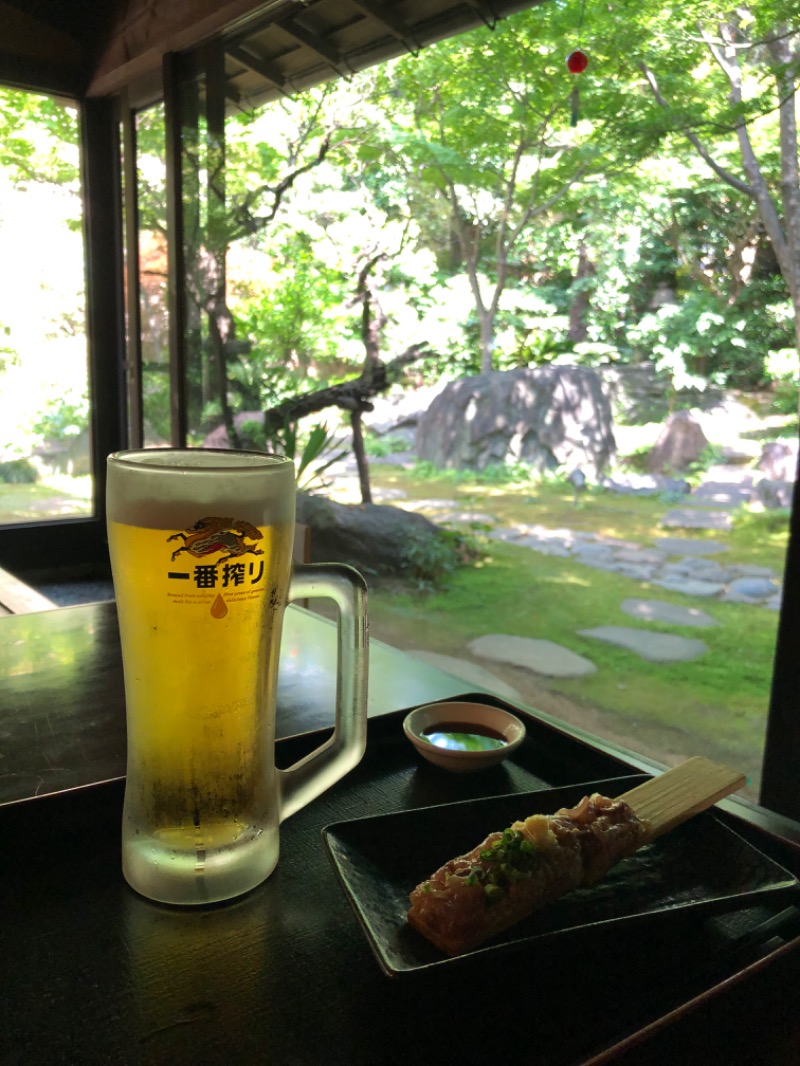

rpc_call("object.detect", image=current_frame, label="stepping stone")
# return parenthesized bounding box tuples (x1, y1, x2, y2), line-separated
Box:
(654, 537, 729, 556)
(661, 509, 733, 531)
(724, 577, 781, 602)
(401, 498, 456, 511)
(516, 537, 571, 557)
(608, 562, 657, 580)
(437, 510, 496, 525)
(578, 626, 708, 662)
(372, 487, 408, 501)
(573, 543, 615, 559)
(486, 527, 524, 541)
(660, 559, 732, 583)
(613, 548, 667, 566)
(407, 650, 522, 702)
(621, 598, 720, 628)
(652, 578, 725, 597)
(468, 634, 597, 678)
(730, 564, 779, 579)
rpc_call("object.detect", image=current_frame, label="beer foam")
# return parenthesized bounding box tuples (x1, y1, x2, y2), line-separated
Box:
(107, 449, 296, 529)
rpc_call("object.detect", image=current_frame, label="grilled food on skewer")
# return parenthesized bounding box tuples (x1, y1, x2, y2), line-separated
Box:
(408, 757, 746, 956)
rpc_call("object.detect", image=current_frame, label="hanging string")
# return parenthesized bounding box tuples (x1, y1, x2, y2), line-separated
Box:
(566, 0, 589, 127)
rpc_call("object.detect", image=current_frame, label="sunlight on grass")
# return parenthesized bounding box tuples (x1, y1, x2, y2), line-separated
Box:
(362, 462, 785, 788)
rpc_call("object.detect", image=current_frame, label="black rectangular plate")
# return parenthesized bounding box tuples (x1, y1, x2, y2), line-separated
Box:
(323, 779, 800, 976)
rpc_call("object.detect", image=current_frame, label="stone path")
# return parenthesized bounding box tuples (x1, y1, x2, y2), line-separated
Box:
(380, 462, 784, 682)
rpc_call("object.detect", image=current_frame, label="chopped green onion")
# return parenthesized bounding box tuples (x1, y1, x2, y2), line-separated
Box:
(484, 883, 505, 904)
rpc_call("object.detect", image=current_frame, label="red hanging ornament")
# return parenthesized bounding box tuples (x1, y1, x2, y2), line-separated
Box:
(566, 50, 589, 74)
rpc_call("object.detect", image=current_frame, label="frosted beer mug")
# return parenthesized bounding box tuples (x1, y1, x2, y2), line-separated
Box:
(106, 449, 368, 906)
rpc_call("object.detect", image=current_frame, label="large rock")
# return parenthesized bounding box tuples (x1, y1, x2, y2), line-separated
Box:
(416, 366, 615, 478)
(296, 493, 446, 576)
(758, 440, 798, 481)
(648, 410, 709, 473)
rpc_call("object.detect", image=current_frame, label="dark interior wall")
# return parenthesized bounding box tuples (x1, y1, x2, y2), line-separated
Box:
(0, 0, 119, 94)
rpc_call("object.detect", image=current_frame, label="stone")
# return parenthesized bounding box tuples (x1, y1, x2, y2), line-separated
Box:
(758, 440, 798, 481)
(754, 478, 793, 510)
(436, 510, 496, 525)
(620, 599, 720, 628)
(485, 527, 524, 541)
(613, 548, 667, 566)
(416, 365, 616, 479)
(296, 493, 446, 576)
(601, 473, 691, 497)
(516, 536, 571, 557)
(648, 410, 710, 474)
(467, 634, 597, 678)
(660, 559, 731, 583)
(406, 650, 522, 701)
(661, 508, 733, 531)
(609, 562, 657, 580)
(578, 626, 708, 662)
(652, 578, 726, 597)
(729, 564, 778, 578)
(726, 576, 781, 601)
(653, 537, 729, 556)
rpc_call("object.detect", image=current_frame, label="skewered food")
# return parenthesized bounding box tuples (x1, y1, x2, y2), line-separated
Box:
(407, 793, 647, 955)
(408, 757, 746, 956)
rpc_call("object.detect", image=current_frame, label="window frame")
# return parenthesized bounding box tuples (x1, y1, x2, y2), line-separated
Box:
(0, 91, 127, 573)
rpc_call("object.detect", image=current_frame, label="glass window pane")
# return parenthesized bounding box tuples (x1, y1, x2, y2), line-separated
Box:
(0, 87, 91, 524)
(135, 103, 170, 447)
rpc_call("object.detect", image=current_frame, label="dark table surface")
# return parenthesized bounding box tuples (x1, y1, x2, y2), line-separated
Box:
(0, 599, 477, 806)
(2, 601, 800, 1065)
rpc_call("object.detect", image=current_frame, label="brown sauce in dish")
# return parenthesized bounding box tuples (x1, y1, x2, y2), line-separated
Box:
(422, 723, 507, 752)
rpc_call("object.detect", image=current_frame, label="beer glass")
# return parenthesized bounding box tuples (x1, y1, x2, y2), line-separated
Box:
(106, 448, 368, 906)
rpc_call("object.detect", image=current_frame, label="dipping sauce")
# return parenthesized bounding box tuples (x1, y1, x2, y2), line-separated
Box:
(422, 722, 508, 752)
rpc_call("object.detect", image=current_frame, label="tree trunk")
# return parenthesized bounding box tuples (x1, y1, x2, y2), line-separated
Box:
(477, 308, 494, 374)
(350, 409, 372, 504)
(567, 238, 594, 344)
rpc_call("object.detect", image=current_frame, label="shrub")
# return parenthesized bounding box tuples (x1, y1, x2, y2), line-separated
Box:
(400, 528, 481, 590)
(0, 458, 38, 483)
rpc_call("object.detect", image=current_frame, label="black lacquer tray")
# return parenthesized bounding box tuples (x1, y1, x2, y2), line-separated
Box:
(323, 784, 798, 976)
(1, 698, 799, 1066)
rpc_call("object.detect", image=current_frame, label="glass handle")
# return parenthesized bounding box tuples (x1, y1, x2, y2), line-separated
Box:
(278, 562, 369, 821)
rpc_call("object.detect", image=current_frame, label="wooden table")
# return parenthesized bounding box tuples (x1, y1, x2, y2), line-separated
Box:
(0, 599, 477, 806)
(1, 602, 800, 1065)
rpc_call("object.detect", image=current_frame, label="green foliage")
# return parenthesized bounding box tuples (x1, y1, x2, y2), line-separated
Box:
(629, 281, 792, 390)
(411, 458, 536, 486)
(0, 87, 80, 188)
(31, 394, 89, 442)
(363, 433, 410, 458)
(685, 444, 726, 483)
(0, 457, 38, 484)
(764, 347, 800, 415)
(263, 420, 349, 492)
(399, 527, 482, 591)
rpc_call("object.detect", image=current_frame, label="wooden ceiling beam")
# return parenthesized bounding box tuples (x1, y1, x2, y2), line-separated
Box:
(227, 42, 289, 91)
(276, 16, 351, 77)
(348, 0, 420, 53)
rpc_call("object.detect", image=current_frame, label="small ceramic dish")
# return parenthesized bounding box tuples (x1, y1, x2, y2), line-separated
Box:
(403, 700, 526, 773)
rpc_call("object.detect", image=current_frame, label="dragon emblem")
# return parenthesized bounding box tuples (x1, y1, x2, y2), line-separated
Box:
(167, 516, 264, 562)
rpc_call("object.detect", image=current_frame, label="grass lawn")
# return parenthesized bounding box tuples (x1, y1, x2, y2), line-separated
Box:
(0, 477, 92, 522)
(353, 463, 788, 798)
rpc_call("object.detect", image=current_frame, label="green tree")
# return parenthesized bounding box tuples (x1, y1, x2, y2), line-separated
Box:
(371, 9, 602, 373)
(613, 2, 800, 403)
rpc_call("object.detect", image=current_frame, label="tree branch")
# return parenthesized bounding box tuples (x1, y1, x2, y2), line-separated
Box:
(262, 344, 432, 433)
(637, 61, 753, 197)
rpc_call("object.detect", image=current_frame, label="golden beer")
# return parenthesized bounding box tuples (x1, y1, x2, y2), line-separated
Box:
(107, 449, 367, 907)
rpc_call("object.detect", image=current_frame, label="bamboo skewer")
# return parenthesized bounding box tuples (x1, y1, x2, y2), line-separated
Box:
(616, 756, 746, 841)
